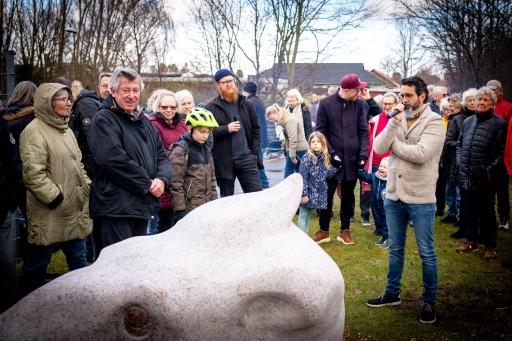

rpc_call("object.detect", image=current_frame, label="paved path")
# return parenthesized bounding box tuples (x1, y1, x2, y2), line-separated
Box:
(233, 156, 286, 194)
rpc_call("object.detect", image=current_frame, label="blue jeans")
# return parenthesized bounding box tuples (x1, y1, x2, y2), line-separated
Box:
(21, 238, 87, 296)
(298, 206, 312, 234)
(259, 149, 269, 188)
(284, 150, 307, 178)
(384, 199, 437, 304)
(445, 182, 460, 218)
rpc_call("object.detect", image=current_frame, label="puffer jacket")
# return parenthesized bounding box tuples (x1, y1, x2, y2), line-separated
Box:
(299, 153, 337, 209)
(170, 133, 218, 212)
(444, 108, 475, 183)
(457, 110, 507, 190)
(19, 83, 92, 246)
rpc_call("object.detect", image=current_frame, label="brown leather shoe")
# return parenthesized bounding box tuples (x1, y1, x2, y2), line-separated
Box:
(337, 230, 355, 245)
(484, 248, 497, 260)
(312, 230, 330, 244)
(456, 241, 479, 253)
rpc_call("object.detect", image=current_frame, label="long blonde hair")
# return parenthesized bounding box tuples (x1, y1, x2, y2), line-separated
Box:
(307, 131, 331, 169)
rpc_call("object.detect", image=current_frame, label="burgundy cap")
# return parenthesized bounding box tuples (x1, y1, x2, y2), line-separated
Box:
(340, 74, 367, 89)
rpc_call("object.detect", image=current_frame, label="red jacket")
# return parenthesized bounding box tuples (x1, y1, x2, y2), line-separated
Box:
(149, 113, 188, 209)
(505, 118, 512, 175)
(495, 96, 512, 123)
(368, 112, 392, 168)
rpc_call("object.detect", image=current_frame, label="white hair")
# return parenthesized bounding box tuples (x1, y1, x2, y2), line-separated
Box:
(286, 89, 304, 104)
(477, 86, 498, 105)
(432, 86, 446, 97)
(382, 91, 399, 104)
(109, 67, 144, 93)
(152, 90, 175, 113)
(462, 88, 478, 106)
(175, 90, 195, 113)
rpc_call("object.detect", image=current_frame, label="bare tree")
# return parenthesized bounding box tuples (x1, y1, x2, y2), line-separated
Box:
(120, 0, 174, 73)
(393, 0, 512, 92)
(392, 19, 427, 78)
(191, 0, 239, 75)
(268, 0, 375, 100)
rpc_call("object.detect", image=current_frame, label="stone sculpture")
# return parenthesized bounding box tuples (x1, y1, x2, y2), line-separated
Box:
(0, 174, 345, 340)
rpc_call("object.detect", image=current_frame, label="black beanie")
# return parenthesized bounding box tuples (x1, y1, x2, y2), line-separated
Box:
(243, 82, 257, 94)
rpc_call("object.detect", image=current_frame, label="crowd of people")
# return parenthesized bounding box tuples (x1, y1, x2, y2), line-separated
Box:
(0, 66, 510, 326)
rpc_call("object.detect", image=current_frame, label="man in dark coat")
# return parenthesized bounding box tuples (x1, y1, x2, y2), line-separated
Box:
(314, 73, 369, 245)
(88, 67, 171, 257)
(70, 89, 101, 175)
(205, 69, 262, 197)
(0, 117, 22, 312)
(242, 81, 269, 189)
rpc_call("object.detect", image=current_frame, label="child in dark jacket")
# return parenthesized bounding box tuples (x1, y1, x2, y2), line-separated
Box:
(358, 157, 389, 248)
(298, 132, 338, 234)
(170, 108, 219, 225)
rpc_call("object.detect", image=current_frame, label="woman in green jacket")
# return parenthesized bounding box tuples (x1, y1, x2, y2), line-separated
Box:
(19, 83, 92, 296)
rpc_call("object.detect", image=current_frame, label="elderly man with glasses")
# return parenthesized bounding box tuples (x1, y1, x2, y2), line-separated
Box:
(205, 69, 262, 197)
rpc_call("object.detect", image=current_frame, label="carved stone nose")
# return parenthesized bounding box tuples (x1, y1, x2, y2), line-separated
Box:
(124, 305, 152, 338)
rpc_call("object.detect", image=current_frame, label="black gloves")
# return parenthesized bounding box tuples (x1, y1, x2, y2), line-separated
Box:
(330, 153, 343, 168)
(358, 159, 367, 171)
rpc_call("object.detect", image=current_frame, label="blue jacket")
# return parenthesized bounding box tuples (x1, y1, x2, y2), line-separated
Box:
(299, 153, 337, 209)
(358, 170, 387, 204)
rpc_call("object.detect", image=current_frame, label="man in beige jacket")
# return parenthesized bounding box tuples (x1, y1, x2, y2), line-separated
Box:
(365, 76, 445, 324)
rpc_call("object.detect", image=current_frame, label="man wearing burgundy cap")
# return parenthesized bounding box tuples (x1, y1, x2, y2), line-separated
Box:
(313, 73, 369, 245)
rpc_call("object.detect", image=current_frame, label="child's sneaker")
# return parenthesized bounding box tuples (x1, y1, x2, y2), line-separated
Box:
(379, 239, 390, 249)
(374, 237, 386, 246)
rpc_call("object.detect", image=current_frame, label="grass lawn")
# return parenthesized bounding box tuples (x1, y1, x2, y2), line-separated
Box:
(27, 185, 512, 340)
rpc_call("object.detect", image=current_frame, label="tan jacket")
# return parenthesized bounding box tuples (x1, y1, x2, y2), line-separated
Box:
(19, 83, 92, 246)
(374, 106, 445, 204)
(279, 114, 308, 159)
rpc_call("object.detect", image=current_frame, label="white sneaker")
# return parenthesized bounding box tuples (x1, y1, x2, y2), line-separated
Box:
(499, 222, 509, 230)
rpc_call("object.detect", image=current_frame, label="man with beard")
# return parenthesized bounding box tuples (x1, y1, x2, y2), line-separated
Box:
(205, 69, 262, 197)
(366, 76, 445, 324)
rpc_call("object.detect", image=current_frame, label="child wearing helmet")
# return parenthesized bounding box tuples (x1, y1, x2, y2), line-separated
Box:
(170, 108, 220, 224)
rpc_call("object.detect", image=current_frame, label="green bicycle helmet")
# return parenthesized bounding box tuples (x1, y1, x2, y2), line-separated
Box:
(185, 108, 219, 128)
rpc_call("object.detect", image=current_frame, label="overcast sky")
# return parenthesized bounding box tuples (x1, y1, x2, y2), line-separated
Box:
(168, 0, 398, 75)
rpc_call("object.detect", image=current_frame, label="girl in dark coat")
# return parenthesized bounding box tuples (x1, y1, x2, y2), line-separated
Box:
(298, 132, 337, 234)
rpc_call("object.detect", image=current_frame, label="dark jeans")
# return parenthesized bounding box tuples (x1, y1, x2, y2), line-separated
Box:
(21, 238, 87, 296)
(217, 156, 262, 197)
(495, 166, 510, 223)
(93, 217, 148, 258)
(0, 210, 16, 312)
(463, 186, 497, 248)
(158, 208, 174, 233)
(372, 193, 388, 239)
(319, 178, 357, 231)
(435, 170, 447, 214)
(359, 165, 377, 218)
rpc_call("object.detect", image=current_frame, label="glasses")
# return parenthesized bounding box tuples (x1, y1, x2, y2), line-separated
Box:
(54, 97, 72, 103)
(160, 105, 177, 111)
(382, 102, 395, 107)
(217, 79, 235, 86)
(99, 84, 109, 88)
